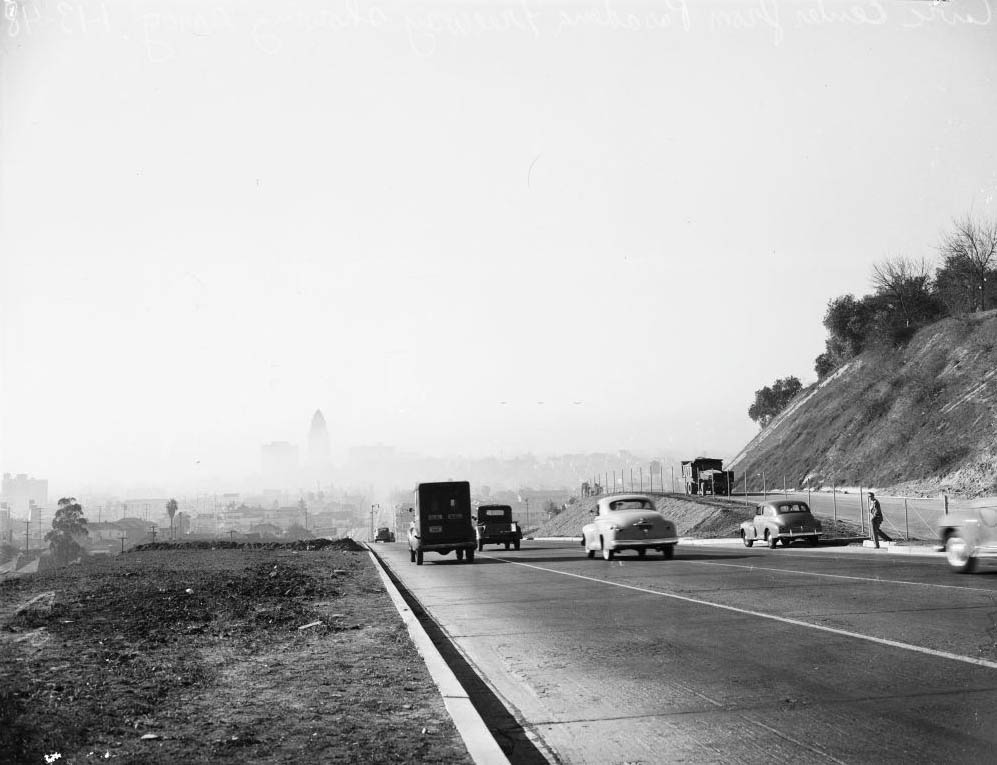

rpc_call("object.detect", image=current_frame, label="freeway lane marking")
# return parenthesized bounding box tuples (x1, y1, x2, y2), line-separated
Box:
(485, 556, 997, 671)
(689, 560, 997, 593)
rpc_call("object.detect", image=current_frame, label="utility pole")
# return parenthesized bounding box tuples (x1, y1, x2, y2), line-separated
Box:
(25, 519, 31, 554)
(370, 504, 376, 541)
(119, 534, 127, 554)
(150, 527, 157, 543)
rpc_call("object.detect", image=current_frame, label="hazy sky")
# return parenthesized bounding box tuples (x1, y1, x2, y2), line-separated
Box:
(2, 0, 996, 492)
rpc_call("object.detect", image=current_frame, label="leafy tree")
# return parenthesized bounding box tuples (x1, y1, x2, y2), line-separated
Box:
(46, 497, 89, 565)
(823, 294, 875, 358)
(748, 376, 803, 428)
(166, 498, 178, 541)
(938, 215, 997, 312)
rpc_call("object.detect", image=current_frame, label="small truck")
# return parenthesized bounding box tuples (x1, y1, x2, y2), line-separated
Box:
(475, 504, 523, 551)
(407, 481, 477, 565)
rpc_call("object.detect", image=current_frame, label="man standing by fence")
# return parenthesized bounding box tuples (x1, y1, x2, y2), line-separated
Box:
(869, 492, 892, 548)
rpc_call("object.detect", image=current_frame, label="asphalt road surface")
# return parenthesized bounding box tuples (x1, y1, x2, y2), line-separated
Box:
(374, 540, 997, 764)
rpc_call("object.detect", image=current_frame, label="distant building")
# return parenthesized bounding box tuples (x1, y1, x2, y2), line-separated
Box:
(0, 503, 12, 544)
(1, 473, 48, 515)
(308, 410, 331, 465)
(261, 441, 299, 488)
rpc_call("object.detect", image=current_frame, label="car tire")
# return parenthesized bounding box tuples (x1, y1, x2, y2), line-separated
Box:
(742, 532, 753, 548)
(514, 540, 520, 550)
(505, 542, 510, 550)
(808, 537, 819, 547)
(782, 537, 793, 547)
(945, 534, 977, 573)
(638, 548, 647, 558)
(662, 545, 674, 560)
(466, 548, 475, 563)
(587, 549, 595, 559)
(767, 532, 778, 549)
(456, 549, 464, 561)
(416, 550, 424, 565)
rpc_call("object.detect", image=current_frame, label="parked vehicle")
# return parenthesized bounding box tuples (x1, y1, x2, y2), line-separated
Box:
(581, 494, 678, 560)
(936, 499, 997, 573)
(740, 500, 821, 548)
(475, 504, 522, 551)
(407, 481, 476, 565)
(374, 527, 395, 543)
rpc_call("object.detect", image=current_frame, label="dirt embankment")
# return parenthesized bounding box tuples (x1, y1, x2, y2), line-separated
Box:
(0, 541, 471, 765)
(728, 310, 997, 499)
(532, 493, 864, 540)
(532, 493, 753, 539)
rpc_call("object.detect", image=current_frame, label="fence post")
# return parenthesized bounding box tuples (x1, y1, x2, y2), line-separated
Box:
(944, 493, 949, 515)
(904, 498, 909, 541)
(832, 482, 837, 526)
(859, 487, 865, 537)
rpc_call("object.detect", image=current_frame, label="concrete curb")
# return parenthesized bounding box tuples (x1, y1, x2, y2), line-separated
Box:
(364, 545, 510, 765)
(529, 536, 942, 556)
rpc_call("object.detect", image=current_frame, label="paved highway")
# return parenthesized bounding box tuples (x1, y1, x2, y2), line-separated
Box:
(374, 540, 997, 764)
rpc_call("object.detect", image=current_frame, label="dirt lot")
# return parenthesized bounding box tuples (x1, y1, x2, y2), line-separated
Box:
(0, 540, 472, 765)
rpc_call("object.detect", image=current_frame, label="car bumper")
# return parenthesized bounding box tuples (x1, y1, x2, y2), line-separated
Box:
(411, 541, 477, 552)
(478, 532, 522, 542)
(607, 537, 678, 551)
(774, 531, 820, 539)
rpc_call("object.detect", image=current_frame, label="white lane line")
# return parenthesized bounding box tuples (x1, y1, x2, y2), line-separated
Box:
(486, 557, 997, 671)
(688, 560, 997, 593)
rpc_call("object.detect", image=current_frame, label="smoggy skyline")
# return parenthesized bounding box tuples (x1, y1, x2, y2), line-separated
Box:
(2, 0, 996, 490)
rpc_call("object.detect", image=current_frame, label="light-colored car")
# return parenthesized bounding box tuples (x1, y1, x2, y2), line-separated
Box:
(581, 494, 678, 560)
(936, 499, 997, 573)
(740, 500, 821, 548)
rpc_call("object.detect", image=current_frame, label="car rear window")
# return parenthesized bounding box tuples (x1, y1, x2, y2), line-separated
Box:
(777, 504, 811, 514)
(483, 509, 507, 516)
(609, 500, 655, 511)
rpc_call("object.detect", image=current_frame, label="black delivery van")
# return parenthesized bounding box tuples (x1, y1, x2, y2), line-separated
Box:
(407, 481, 476, 565)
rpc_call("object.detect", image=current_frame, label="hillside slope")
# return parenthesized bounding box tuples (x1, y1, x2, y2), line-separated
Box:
(533, 494, 759, 539)
(728, 310, 997, 497)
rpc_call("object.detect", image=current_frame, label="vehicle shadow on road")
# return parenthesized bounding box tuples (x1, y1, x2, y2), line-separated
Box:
(479, 553, 758, 564)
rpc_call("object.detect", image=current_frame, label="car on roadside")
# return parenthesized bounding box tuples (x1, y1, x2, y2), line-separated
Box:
(581, 494, 678, 560)
(936, 499, 997, 573)
(475, 504, 523, 551)
(740, 500, 821, 548)
(374, 527, 395, 543)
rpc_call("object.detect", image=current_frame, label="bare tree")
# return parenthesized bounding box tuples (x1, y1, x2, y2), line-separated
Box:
(870, 255, 933, 327)
(938, 215, 997, 312)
